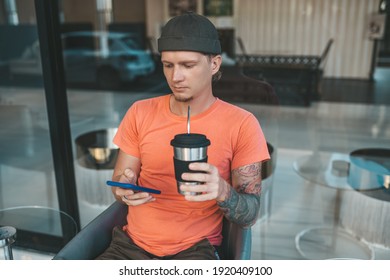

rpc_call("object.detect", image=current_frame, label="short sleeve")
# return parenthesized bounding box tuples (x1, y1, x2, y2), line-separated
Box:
(231, 114, 270, 170)
(113, 105, 141, 158)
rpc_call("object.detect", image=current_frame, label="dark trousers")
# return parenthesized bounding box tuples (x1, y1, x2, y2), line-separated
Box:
(96, 226, 220, 260)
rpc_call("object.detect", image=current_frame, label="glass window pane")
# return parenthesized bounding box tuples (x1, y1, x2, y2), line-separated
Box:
(0, 0, 76, 255)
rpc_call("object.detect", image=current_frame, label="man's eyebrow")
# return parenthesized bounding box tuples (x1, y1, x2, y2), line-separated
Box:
(161, 59, 199, 64)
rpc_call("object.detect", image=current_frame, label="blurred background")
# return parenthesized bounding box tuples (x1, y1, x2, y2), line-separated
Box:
(0, 0, 389, 260)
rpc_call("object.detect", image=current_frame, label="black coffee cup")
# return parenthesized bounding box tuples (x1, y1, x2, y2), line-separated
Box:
(170, 133, 210, 195)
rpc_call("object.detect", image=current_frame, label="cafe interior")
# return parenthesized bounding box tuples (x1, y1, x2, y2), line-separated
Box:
(0, 0, 389, 260)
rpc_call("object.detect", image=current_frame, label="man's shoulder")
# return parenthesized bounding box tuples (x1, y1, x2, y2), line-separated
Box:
(133, 94, 168, 108)
(126, 95, 169, 120)
(215, 98, 253, 118)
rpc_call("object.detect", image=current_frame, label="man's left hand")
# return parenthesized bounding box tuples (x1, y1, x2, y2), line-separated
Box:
(180, 162, 230, 202)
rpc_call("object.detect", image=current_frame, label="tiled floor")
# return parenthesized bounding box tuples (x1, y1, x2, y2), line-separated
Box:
(0, 67, 389, 260)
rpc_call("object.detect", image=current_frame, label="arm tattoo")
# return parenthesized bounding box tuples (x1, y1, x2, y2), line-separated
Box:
(217, 163, 262, 227)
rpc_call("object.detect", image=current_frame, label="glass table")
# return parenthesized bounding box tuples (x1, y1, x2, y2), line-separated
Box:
(0, 206, 78, 260)
(293, 150, 390, 259)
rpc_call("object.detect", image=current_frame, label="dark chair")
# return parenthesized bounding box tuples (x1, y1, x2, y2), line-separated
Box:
(213, 65, 278, 105)
(53, 201, 252, 260)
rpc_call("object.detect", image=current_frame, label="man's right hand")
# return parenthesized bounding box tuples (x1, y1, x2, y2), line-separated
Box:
(112, 168, 156, 206)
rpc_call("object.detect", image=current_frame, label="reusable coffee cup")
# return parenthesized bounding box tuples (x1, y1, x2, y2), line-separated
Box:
(171, 133, 211, 195)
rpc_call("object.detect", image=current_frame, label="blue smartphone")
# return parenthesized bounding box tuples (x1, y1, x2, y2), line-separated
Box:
(106, 180, 161, 194)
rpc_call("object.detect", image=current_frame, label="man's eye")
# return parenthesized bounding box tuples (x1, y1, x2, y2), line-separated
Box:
(163, 64, 173, 68)
(184, 64, 195, 68)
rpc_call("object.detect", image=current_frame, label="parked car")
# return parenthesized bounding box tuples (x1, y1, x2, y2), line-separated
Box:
(9, 31, 155, 89)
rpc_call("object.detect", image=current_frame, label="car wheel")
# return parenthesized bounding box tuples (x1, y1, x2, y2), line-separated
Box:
(96, 67, 122, 90)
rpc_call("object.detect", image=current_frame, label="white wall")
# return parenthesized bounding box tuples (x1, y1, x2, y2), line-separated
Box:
(146, 0, 381, 79)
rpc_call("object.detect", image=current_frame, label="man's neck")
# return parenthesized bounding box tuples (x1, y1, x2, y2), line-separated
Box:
(169, 94, 217, 117)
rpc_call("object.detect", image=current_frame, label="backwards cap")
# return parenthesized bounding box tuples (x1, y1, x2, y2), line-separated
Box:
(158, 12, 221, 54)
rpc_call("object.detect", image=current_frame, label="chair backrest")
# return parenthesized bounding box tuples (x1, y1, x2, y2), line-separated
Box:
(53, 201, 251, 260)
(221, 218, 252, 259)
(319, 38, 334, 69)
(53, 201, 126, 260)
(213, 65, 279, 105)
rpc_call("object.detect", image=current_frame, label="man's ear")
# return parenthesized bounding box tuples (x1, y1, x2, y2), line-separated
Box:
(211, 55, 222, 73)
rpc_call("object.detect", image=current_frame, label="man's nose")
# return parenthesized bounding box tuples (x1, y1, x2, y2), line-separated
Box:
(172, 67, 184, 81)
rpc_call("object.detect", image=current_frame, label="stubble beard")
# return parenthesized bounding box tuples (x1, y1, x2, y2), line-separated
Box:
(173, 94, 193, 103)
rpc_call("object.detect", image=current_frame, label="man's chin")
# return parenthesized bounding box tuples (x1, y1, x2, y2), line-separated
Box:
(172, 94, 193, 103)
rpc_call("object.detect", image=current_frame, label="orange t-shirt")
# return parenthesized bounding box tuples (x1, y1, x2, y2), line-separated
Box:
(113, 94, 270, 257)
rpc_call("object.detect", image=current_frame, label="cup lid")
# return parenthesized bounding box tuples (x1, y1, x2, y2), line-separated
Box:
(170, 133, 210, 148)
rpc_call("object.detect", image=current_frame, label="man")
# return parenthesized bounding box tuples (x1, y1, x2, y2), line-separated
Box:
(97, 12, 270, 260)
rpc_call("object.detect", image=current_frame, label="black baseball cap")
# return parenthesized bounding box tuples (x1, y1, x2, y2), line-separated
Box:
(158, 12, 221, 54)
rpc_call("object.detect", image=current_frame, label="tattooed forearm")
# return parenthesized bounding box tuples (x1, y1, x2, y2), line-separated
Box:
(218, 188, 261, 227)
(217, 162, 262, 227)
